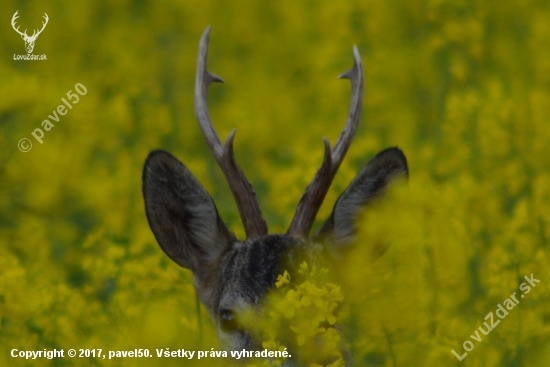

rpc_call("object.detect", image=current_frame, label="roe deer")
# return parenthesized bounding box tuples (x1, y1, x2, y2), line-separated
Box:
(143, 27, 408, 365)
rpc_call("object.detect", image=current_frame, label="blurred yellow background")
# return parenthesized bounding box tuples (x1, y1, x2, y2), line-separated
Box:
(0, 0, 549, 366)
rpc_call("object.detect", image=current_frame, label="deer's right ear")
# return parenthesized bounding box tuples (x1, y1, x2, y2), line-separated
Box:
(315, 147, 408, 257)
(142, 150, 235, 275)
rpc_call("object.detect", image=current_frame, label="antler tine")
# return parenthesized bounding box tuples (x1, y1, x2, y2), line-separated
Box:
(333, 46, 364, 172)
(194, 26, 268, 239)
(287, 45, 364, 238)
(34, 13, 49, 37)
(11, 11, 27, 37)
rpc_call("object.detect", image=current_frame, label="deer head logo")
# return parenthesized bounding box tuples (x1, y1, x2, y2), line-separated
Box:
(11, 11, 49, 54)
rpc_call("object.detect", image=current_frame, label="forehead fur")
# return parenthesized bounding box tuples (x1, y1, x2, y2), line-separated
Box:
(214, 235, 314, 313)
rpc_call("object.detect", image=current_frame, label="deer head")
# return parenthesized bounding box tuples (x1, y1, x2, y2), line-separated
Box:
(143, 27, 408, 365)
(11, 11, 49, 54)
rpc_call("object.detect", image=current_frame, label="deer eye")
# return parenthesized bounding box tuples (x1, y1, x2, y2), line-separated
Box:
(220, 309, 240, 333)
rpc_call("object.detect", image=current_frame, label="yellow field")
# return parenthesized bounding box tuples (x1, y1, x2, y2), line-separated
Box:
(1, 1, 549, 366)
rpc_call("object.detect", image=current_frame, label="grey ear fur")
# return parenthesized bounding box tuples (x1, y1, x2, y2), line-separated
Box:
(316, 147, 408, 251)
(142, 150, 235, 277)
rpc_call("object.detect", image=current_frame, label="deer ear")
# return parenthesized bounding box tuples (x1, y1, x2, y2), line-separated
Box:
(315, 147, 408, 254)
(143, 150, 235, 276)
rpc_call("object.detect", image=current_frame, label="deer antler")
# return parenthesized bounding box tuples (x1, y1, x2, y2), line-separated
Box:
(11, 11, 48, 40)
(11, 11, 27, 38)
(287, 46, 364, 238)
(30, 13, 49, 39)
(194, 27, 268, 239)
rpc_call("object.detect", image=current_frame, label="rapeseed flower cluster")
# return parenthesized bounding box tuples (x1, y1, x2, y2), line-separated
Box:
(253, 263, 344, 366)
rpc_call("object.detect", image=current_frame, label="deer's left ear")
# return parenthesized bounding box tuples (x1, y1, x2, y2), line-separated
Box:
(142, 150, 235, 278)
(315, 147, 408, 253)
